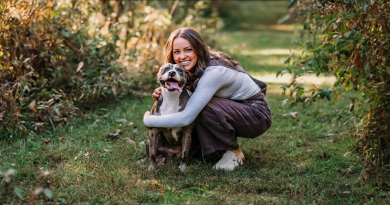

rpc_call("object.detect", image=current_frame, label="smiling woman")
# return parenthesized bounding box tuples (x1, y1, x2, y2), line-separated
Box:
(144, 27, 272, 171)
(172, 37, 199, 71)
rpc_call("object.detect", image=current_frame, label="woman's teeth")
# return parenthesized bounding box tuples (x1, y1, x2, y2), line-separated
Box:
(180, 61, 190, 65)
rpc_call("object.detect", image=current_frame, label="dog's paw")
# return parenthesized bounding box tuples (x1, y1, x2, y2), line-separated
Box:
(179, 162, 187, 172)
(148, 163, 156, 171)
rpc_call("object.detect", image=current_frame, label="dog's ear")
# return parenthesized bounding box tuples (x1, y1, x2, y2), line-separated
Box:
(157, 64, 168, 82)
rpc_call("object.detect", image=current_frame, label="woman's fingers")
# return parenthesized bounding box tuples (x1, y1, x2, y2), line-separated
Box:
(152, 87, 162, 101)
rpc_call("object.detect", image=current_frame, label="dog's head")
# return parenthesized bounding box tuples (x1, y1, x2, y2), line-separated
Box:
(157, 63, 189, 93)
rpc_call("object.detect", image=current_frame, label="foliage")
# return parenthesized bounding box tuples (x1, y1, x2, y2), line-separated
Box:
(282, 0, 390, 175)
(217, 1, 292, 30)
(0, 0, 221, 138)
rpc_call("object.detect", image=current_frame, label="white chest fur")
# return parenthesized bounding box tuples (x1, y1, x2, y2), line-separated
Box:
(160, 90, 181, 115)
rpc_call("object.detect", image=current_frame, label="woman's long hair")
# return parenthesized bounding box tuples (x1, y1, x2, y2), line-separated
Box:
(164, 27, 239, 90)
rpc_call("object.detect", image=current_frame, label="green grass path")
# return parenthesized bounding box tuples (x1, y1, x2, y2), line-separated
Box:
(1, 28, 388, 204)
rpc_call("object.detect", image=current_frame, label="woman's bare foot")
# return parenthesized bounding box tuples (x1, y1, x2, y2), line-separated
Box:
(228, 149, 245, 161)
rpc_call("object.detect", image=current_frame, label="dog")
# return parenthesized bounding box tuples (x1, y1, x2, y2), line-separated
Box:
(147, 63, 194, 172)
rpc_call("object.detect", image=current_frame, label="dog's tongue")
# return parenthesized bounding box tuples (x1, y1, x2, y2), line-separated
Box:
(167, 82, 182, 92)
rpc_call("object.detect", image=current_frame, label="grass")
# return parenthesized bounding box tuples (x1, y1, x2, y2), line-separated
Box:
(2, 83, 388, 204)
(2, 2, 390, 204)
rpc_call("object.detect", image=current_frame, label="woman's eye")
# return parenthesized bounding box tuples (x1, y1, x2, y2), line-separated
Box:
(186, 49, 192, 52)
(174, 51, 180, 54)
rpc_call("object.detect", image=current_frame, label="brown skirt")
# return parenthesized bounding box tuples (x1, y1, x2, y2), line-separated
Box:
(194, 91, 272, 155)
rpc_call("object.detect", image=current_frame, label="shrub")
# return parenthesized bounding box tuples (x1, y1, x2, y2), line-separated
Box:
(283, 0, 390, 176)
(0, 0, 221, 138)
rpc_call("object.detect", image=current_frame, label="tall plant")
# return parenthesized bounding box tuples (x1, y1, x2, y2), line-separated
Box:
(283, 0, 390, 175)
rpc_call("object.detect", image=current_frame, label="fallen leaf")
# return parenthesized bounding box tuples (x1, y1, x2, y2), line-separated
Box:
(78, 93, 84, 101)
(290, 112, 298, 118)
(111, 85, 117, 96)
(138, 141, 146, 147)
(59, 137, 67, 143)
(133, 126, 138, 133)
(127, 122, 134, 126)
(116, 119, 127, 123)
(107, 129, 123, 138)
(47, 98, 54, 106)
(103, 149, 111, 153)
(43, 171, 49, 177)
(76, 62, 84, 72)
(83, 152, 90, 157)
(34, 187, 43, 195)
(281, 99, 288, 106)
(29, 100, 36, 112)
(34, 122, 44, 132)
(343, 151, 351, 157)
(125, 138, 135, 144)
(41, 140, 50, 146)
(313, 84, 319, 89)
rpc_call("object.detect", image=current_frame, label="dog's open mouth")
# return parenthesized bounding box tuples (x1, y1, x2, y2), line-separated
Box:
(161, 78, 182, 92)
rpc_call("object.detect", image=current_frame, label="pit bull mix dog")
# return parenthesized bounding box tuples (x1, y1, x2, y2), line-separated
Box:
(147, 63, 194, 172)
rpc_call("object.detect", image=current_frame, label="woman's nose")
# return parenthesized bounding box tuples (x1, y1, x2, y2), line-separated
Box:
(180, 52, 186, 59)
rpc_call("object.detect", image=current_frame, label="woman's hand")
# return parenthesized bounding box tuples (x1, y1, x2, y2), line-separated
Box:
(152, 87, 162, 101)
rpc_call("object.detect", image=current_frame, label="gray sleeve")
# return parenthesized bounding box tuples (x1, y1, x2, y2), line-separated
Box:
(143, 67, 228, 128)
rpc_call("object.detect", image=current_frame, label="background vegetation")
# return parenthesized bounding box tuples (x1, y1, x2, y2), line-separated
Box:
(1, 0, 389, 204)
(0, 0, 220, 138)
(283, 0, 390, 176)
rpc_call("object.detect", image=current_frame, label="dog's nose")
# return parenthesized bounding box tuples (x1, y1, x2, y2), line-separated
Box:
(168, 71, 176, 77)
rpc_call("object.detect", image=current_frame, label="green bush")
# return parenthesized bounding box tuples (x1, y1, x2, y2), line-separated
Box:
(0, 0, 221, 138)
(283, 0, 390, 176)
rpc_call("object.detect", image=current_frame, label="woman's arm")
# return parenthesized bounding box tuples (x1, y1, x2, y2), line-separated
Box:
(143, 66, 229, 128)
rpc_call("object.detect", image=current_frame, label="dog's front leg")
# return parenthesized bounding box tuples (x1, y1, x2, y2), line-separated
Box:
(148, 128, 160, 170)
(179, 125, 193, 172)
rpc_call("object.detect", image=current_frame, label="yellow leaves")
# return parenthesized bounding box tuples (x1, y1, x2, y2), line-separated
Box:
(333, 94, 341, 104)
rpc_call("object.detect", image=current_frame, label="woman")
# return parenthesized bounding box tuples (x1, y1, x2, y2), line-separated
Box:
(143, 27, 272, 170)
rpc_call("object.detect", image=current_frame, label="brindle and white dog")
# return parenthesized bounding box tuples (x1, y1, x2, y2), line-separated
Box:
(147, 63, 194, 172)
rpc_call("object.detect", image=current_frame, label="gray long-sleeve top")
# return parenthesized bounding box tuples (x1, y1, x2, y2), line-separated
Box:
(143, 66, 261, 128)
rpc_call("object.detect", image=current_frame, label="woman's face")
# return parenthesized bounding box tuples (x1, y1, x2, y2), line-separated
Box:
(172, 37, 198, 72)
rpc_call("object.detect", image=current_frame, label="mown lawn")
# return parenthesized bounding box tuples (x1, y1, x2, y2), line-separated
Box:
(2, 26, 389, 204)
